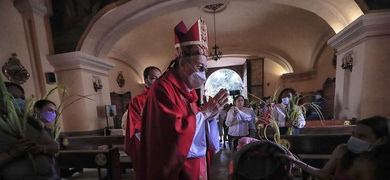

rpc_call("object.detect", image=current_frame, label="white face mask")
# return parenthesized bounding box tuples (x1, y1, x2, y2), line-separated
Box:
(315, 95, 322, 100)
(183, 60, 207, 89)
(281, 97, 290, 105)
(347, 136, 372, 154)
(187, 71, 206, 89)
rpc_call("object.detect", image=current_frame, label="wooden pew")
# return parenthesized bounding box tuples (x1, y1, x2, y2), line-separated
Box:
(304, 119, 352, 127)
(280, 134, 350, 155)
(300, 125, 355, 135)
(57, 135, 132, 177)
(254, 120, 355, 179)
(60, 135, 125, 150)
(280, 134, 351, 179)
(257, 119, 355, 137)
(56, 148, 122, 180)
(300, 120, 355, 135)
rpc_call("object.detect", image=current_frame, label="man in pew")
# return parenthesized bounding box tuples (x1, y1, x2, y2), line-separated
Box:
(124, 66, 161, 179)
(282, 115, 390, 179)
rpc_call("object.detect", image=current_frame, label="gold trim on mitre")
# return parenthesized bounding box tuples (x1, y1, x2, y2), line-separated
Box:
(174, 18, 208, 57)
(174, 41, 208, 49)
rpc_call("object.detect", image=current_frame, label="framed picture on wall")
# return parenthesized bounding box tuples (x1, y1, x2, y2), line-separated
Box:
(105, 105, 117, 117)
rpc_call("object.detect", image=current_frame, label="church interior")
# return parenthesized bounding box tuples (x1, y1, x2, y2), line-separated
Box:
(0, 0, 389, 179)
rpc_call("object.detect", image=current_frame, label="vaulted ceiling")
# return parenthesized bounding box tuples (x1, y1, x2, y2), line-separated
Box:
(52, 0, 367, 79)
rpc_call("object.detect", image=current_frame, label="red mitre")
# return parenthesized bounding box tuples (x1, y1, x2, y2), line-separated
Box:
(174, 17, 208, 57)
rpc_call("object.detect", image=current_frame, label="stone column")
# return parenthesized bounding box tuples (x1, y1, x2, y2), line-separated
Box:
(328, 12, 390, 119)
(14, 0, 54, 96)
(48, 52, 114, 132)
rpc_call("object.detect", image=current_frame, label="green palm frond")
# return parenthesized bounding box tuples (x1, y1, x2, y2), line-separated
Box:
(0, 75, 26, 139)
(40, 84, 94, 140)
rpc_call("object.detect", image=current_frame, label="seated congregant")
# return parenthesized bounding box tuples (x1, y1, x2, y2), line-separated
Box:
(282, 115, 390, 179)
(0, 82, 59, 179)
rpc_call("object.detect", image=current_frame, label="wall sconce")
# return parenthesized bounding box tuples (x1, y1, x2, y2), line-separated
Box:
(93, 76, 103, 92)
(341, 51, 353, 72)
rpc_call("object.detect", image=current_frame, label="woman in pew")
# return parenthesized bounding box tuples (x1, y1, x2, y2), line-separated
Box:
(283, 115, 390, 179)
(0, 99, 60, 179)
(272, 88, 306, 135)
(31, 99, 83, 179)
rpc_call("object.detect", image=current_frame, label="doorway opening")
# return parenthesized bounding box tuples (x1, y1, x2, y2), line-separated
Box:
(204, 69, 243, 104)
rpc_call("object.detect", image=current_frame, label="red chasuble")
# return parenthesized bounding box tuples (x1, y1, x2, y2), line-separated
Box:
(124, 87, 148, 178)
(139, 70, 210, 180)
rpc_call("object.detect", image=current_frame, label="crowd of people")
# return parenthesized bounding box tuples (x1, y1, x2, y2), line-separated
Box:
(1, 17, 389, 180)
(120, 17, 390, 180)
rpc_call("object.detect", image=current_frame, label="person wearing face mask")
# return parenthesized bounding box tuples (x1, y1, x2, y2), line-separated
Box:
(4, 82, 26, 112)
(124, 66, 161, 179)
(32, 100, 62, 179)
(33, 100, 57, 124)
(138, 18, 229, 180)
(0, 98, 59, 179)
(307, 90, 326, 120)
(225, 95, 256, 152)
(271, 88, 306, 135)
(282, 115, 390, 179)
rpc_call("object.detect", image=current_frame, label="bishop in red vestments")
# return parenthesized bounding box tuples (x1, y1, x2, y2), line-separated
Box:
(124, 66, 161, 179)
(139, 18, 229, 180)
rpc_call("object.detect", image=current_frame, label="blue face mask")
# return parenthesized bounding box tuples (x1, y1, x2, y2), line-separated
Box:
(12, 98, 25, 110)
(42, 111, 56, 123)
(347, 136, 372, 154)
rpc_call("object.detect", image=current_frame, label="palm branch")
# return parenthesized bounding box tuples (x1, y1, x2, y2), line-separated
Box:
(0, 75, 26, 139)
(41, 84, 94, 140)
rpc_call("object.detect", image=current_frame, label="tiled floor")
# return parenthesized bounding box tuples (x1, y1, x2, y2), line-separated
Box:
(64, 142, 232, 180)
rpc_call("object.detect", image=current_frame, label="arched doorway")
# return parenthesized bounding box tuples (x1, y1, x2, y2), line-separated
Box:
(205, 69, 243, 104)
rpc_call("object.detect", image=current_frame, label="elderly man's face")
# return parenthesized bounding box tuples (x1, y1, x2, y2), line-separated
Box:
(183, 55, 208, 74)
(181, 55, 208, 89)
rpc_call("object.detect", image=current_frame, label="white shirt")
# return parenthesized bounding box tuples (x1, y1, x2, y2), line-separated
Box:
(187, 112, 220, 158)
(271, 103, 306, 128)
(225, 107, 256, 136)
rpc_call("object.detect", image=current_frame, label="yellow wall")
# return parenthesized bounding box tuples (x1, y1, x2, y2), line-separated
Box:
(107, 58, 145, 96)
(263, 59, 284, 97)
(0, 0, 34, 95)
(1, 0, 388, 133)
(273, 45, 336, 97)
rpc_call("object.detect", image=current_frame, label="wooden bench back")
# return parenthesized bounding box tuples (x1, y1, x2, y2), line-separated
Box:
(60, 135, 124, 150)
(300, 125, 355, 135)
(56, 147, 122, 180)
(280, 134, 350, 155)
(304, 120, 351, 127)
(279, 134, 351, 179)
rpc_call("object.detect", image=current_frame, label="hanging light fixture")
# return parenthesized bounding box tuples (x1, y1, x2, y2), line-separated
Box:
(205, 3, 224, 61)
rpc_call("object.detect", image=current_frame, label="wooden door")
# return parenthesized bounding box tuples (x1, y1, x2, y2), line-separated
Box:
(110, 91, 131, 128)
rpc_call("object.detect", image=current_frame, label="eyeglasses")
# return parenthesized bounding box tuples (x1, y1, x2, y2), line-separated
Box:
(196, 65, 208, 72)
(184, 60, 208, 73)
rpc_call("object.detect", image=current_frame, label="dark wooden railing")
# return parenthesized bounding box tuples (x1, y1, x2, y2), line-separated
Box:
(56, 134, 131, 180)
